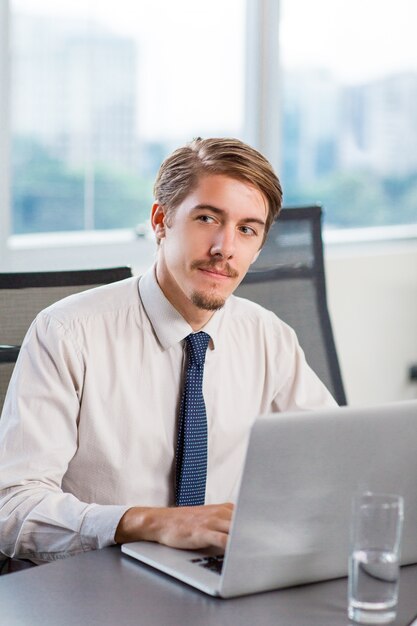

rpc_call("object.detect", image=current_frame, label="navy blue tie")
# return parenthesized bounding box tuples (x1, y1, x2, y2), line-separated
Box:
(175, 331, 210, 507)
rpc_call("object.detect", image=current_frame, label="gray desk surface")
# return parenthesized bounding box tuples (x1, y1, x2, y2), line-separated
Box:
(1, 547, 417, 626)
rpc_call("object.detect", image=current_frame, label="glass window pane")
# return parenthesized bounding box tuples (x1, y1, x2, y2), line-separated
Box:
(280, 0, 417, 228)
(11, 0, 245, 234)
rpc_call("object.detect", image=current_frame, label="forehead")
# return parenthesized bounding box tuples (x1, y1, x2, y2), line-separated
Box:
(179, 174, 268, 220)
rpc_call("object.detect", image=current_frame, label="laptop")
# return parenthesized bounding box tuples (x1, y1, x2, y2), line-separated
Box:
(122, 400, 417, 597)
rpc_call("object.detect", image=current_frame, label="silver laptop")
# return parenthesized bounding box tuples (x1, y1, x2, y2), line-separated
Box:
(122, 400, 417, 597)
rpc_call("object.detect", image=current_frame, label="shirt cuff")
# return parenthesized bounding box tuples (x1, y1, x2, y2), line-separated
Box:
(80, 504, 130, 550)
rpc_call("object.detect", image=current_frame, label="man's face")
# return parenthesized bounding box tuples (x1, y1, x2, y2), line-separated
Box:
(152, 174, 268, 324)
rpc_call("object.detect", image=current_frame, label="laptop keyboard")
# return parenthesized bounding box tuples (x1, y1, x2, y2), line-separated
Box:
(190, 554, 224, 575)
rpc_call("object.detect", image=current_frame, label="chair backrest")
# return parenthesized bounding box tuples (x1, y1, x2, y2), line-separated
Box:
(0, 266, 133, 413)
(234, 205, 347, 406)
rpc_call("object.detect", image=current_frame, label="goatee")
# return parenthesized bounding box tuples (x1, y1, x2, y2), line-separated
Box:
(191, 291, 226, 311)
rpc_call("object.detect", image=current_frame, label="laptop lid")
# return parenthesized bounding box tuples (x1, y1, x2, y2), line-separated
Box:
(220, 400, 417, 596)
(122, 400, 417, 598)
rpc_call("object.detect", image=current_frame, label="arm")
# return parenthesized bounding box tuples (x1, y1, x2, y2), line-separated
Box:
(0, 313, 128, 563)
(271, 318, 338, 411)
(0, 313, 233, 562)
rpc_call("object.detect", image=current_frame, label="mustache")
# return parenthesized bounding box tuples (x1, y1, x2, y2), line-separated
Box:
(191, 259, 239, 279)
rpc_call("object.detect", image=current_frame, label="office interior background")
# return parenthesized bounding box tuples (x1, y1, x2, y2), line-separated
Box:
(0, 0, 416, 408)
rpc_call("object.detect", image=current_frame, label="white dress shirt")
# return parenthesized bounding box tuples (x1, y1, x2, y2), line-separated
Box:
(0, 265, 336, 563)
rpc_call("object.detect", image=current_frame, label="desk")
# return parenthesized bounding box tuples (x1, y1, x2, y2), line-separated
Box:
(1, 547, 417, 626)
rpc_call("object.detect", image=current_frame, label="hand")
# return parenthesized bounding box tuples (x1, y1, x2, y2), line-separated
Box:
(115, 503, 234, 551)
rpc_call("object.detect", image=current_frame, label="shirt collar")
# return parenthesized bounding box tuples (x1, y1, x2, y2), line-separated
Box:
(138, 264, 225, 351)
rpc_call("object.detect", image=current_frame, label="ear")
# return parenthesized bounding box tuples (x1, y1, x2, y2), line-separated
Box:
(151, 203, 167, 242)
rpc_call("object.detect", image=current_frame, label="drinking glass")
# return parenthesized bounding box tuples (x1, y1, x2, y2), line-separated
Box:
(348, 492, 404, 624)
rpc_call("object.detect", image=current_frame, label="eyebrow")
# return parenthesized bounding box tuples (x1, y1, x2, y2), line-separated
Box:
(191, 204, 266, 227)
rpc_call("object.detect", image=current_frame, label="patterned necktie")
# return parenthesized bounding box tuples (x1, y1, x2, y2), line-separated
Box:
(175, 331, 210, 507)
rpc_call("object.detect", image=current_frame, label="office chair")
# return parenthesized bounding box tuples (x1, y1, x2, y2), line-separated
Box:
(0, 266, 133, 414)
(235, 205, 347, 406)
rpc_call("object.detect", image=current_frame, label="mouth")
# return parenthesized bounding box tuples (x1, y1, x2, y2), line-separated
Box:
(199, 268, 234, 280)
(197, 263, 239, 281)
(190, 259, 239, 283)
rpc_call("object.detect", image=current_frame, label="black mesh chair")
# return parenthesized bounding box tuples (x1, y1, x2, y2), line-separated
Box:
(235, 205, 347, 406)
(0, 266, 133, 414)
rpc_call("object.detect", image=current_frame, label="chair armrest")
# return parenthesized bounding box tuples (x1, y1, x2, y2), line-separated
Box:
(0, 345, 21, 363)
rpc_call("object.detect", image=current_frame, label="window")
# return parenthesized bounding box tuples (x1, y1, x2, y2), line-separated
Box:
(10, 0, 245, 234)
(5, 0, 417, 241)
(280, 0, 417, 229)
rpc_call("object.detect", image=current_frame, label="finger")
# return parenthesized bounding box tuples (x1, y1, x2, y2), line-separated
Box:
(208, 502, 234, 511)
(206, 503, 234, 518)
(203, 529, 229, 550)
(209, 516, 232, 534)
(217, 507, 234, 522)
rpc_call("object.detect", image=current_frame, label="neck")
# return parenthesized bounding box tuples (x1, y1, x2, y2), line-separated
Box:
(185, 310, 215, 332)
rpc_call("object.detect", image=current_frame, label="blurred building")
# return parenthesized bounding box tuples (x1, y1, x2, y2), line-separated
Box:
(282, 68, 417, 186)
(12, 13, 139, 172)
(342, 73, 417, 177)
(282, 69, 341, 186)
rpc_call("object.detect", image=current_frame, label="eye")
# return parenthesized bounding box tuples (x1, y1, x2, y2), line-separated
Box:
(239, 225, 257, 236)
(197, 215, 216, 224)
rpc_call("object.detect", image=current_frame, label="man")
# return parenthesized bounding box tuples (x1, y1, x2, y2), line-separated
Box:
(0, 138, 336, 565)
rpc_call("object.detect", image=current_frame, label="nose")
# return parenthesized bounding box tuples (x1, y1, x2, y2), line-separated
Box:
(209, 225, 236, 259)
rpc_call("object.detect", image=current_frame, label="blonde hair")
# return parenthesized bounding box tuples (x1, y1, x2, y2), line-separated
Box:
(153, 137, 283, 240)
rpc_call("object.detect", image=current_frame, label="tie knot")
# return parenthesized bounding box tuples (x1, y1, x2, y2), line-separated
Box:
(185, 332, 210, 366)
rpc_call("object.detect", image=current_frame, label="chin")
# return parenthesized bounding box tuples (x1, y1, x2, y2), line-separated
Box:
(191, 290, 226, 311)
